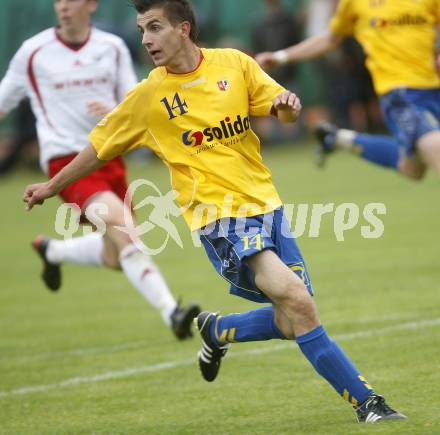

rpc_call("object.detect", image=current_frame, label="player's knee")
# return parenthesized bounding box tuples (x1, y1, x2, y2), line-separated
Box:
(277, 279, 312, 314)
(292, 292, 315, 321)
(87, 192, 129, 227)
(103, 208, 127, 227)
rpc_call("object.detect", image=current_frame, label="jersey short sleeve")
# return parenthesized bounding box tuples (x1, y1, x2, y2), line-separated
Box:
(330, 0, 356, 36)
(238, 51, 285, 117)
(89, 81, 151, 161)
(0, 42, 30, 113)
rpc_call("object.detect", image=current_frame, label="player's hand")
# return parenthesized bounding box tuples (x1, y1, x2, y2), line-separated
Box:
(273, 91, 302, 123)
(255, 52, 281, 71)
(23, 182, 56, 211)
(87, 101, 113, 118)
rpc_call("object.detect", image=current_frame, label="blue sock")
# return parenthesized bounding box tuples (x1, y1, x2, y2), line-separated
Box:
(354, 133, 399, 169)
(210, 306, 286, 345)
(296, 325, 374, 407)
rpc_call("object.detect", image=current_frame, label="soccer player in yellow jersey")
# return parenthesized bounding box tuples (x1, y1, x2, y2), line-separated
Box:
(257, 0, 440, 180)
(23, 0, 405, 423)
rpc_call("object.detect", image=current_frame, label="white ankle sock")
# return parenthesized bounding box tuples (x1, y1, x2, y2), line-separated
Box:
(335, 129, 356, 150)
(46, 232, 104, 266)
(119, 244, 177, 326)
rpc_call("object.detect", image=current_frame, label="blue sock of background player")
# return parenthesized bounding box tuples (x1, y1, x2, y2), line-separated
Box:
(323, 126, 400, 169)
(355, 133, 400, 169)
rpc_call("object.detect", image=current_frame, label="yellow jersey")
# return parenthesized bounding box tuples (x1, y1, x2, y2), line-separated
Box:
(330, 0, 440, 95)
(89, 48, 285, 230)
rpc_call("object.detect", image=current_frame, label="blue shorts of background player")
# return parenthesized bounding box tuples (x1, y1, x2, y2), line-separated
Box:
(381, 88, 440, 156)
(199, 207, 313, 303)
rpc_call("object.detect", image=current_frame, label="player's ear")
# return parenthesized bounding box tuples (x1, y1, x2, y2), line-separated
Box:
(88, 0, 98, 14)
(180, 21, 191, 40)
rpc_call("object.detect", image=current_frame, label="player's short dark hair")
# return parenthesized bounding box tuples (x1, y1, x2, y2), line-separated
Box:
(130, 0, 198, 42)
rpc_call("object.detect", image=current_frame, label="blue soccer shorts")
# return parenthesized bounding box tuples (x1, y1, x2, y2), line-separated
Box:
(380, 87, 440, 155)
(199, 207, 313, 303)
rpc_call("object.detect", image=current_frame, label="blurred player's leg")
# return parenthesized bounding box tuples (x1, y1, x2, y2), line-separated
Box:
(315, 121, 400, 169)
(316, 89, 440, 182)
(397, 154, 427, 180)
(33, 191, 200, 339)
(44, 231, 104, 266)
(352, 133, 400, 169)
(417, 130, 440, 176)
(89, 191, 200, 338)
(88, 192, 177, 325)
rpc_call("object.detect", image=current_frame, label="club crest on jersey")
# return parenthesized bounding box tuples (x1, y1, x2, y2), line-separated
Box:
(217, 80, 230, 91)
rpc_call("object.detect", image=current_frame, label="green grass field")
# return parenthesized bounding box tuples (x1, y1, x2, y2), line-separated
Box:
(1, 144, 439, 434)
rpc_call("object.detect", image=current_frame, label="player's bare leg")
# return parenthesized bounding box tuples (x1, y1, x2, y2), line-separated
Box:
(397, 153, 427, 180)
(417, 130, 440, 176)
(393, 130, 440, 180)
(248, 250, 319, 337)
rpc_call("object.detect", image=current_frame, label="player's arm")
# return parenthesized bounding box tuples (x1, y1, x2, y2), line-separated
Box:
(0, 42, 30, 116)
(241, 50, 302, 123)
(23, 144, 105, 211)
(116, 39, 139, 100)
(256, 31, 344, 71)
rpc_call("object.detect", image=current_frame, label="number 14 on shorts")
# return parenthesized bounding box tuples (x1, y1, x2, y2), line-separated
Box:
(242, 234, 265, 251)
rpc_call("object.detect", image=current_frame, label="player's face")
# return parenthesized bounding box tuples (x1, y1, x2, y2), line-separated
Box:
(137, 8, 189, 67)
(54, 0, 97, 31)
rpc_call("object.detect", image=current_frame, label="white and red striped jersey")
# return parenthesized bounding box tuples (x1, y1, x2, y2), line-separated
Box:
(0, 27, 138, 172)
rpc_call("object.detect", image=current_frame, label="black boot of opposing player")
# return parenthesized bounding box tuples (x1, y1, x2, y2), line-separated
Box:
(170, 303, 201, 340)
(32, 235, 61, 291)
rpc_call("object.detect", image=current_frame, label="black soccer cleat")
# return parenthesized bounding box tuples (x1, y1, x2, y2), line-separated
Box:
(32, 235, 61, 291)
(314, 121, 337, 167)
(356, 395, 407, 423)
(170, 303, 201, 340)
(196, 311, 229, 382)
